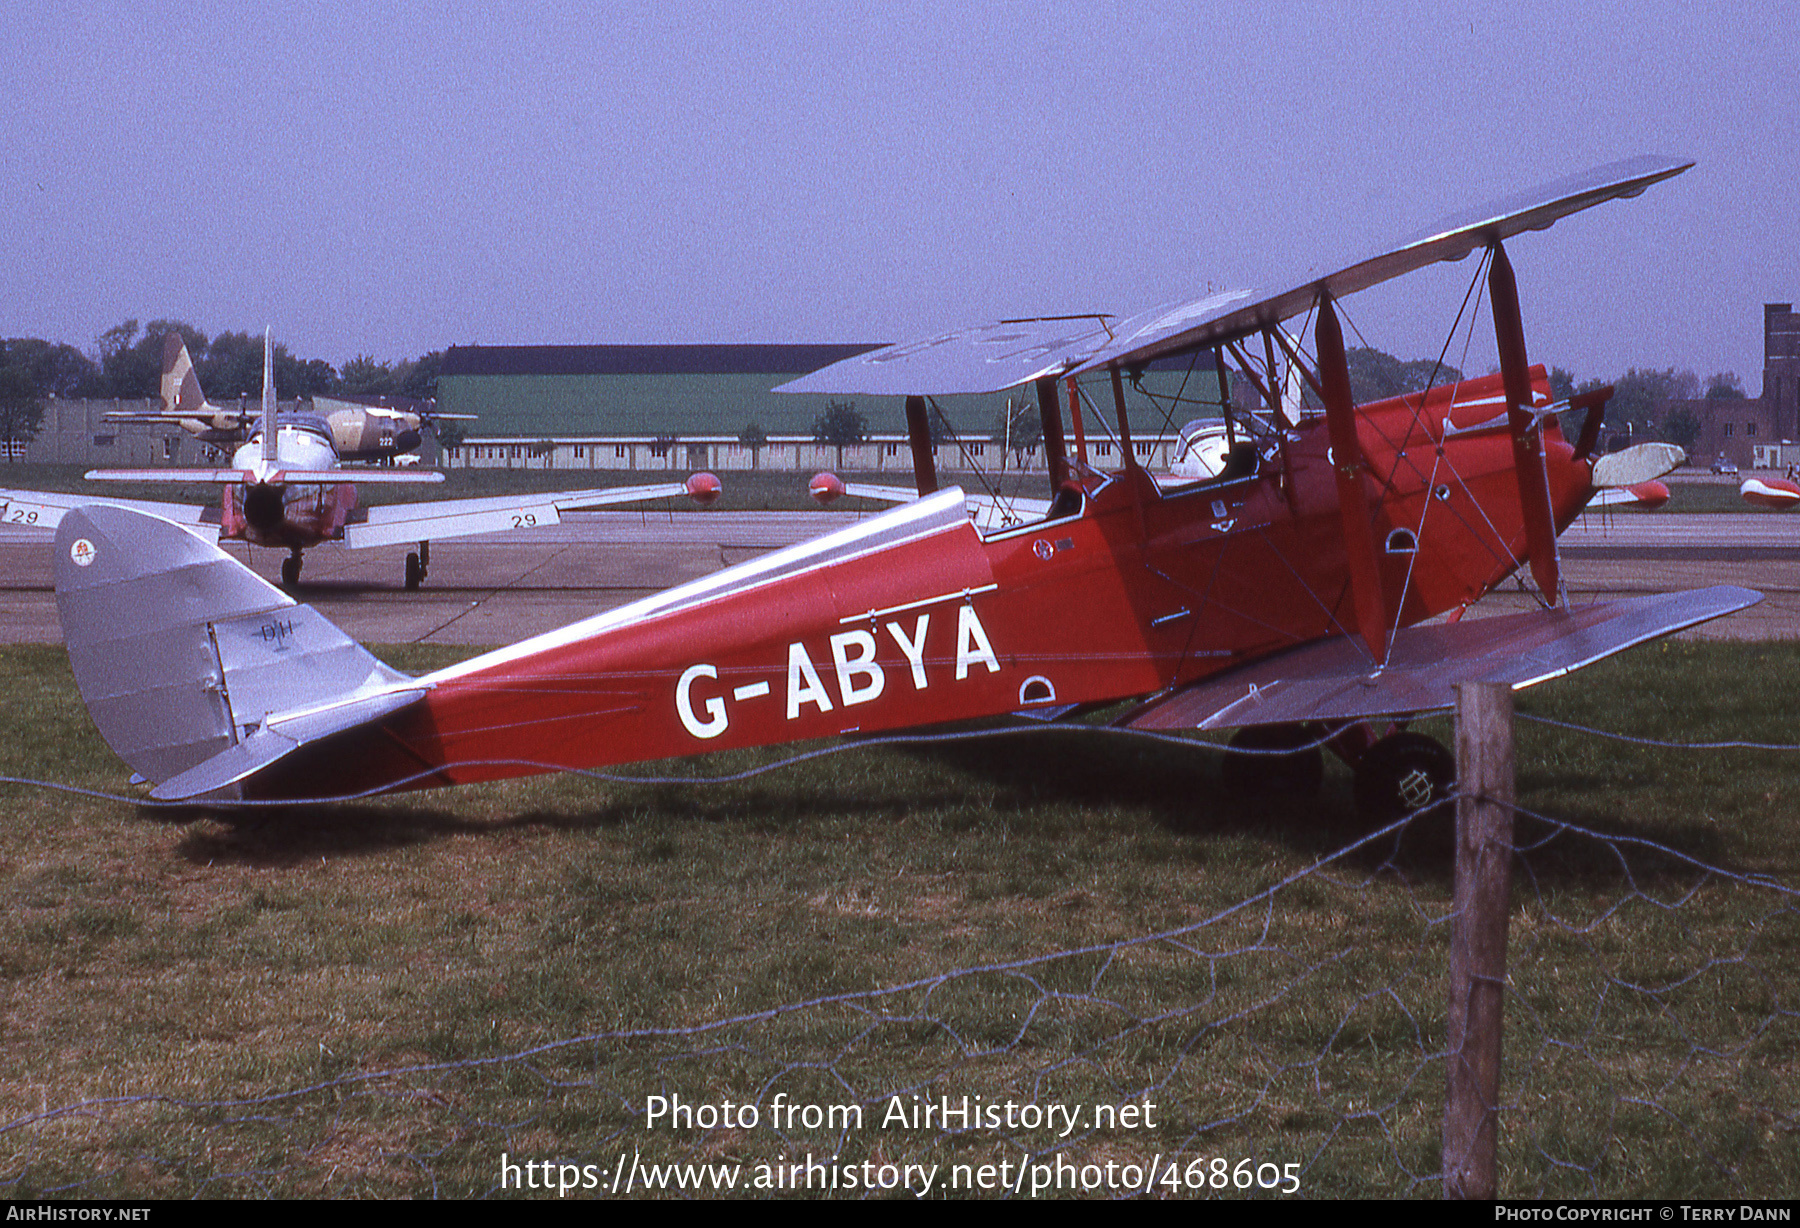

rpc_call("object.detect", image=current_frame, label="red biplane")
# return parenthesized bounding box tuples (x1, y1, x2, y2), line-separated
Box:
(50, 156, 1758, 815)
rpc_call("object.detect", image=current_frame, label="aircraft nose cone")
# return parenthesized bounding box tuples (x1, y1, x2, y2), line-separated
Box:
(809, 472, 844, 505)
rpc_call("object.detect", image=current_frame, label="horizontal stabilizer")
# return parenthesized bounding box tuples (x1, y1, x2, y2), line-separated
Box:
(85, 468, 258, 483)
(150, 685, 430, 801)
(1123, 586, 1760, 732)
(84, 468, 445, 485)
(54, 506, 419, 792)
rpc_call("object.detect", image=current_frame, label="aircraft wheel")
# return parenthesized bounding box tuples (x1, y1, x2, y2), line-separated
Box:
(281, 556, 301, 587)
(1221, 724, 1324, 797)
(405, 552, 423, 590)
(1353, 732, 1455, 823)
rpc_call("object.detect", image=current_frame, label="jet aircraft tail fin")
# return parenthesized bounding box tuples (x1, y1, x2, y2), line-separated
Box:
(54, 505, 427, 800)
(261, 327, 278, 464)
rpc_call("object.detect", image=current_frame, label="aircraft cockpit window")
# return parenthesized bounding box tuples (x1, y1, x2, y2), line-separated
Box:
(1169, 416, 1277, 488)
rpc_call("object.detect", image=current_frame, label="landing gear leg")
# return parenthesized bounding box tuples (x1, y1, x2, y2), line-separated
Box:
(405, 541, 430, 589)
(281, 550, 302, 588)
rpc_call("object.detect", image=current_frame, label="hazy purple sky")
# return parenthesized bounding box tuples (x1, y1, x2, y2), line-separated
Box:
(4, 1, 1795, 388)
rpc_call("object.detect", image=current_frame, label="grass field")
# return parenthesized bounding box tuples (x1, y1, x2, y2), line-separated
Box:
(0, 640, 1795, 1198)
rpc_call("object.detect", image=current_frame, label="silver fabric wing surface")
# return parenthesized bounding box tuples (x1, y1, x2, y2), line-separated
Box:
(1070, 155, 1693, 376)
(777, 155, 1692, 396)
(773, 316, 1117, 397)
(1122, 586, 1759, 732)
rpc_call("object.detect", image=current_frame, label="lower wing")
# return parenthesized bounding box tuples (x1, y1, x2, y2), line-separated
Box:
(342, 478, 718, 548)
(1122, 587, 1761, 732)
(0, 488, 217, 533)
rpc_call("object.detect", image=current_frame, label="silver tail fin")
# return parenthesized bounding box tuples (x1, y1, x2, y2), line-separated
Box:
(54, 506, 426, 800)
(261, 327, 278, 463)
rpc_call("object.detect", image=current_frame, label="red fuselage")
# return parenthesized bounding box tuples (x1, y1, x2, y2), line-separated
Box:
(255, 370, 1587, 799)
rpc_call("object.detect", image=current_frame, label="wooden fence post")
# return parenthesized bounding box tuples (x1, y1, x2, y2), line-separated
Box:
(1443, 681, 1516, 1199)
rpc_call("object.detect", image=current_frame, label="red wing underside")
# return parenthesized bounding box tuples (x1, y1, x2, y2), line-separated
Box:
(1122, 586, 1760, 732)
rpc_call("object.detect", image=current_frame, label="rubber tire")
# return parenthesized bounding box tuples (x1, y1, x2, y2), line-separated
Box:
(1353, 732, 1455, 822)
(281, 556, 301, 587)
(405, 552, 423, 590)
(1221, 724, 1325, 798)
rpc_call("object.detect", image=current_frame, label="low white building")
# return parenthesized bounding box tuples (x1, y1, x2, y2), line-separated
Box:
(444, 433, 1182, 474)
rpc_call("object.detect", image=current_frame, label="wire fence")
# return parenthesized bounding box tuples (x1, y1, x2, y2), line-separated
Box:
(2, 715, 1796, 1199)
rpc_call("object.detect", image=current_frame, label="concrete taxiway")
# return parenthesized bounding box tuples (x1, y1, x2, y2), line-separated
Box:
(0, 509, 1794, 646)
(0, 510, 863, 645)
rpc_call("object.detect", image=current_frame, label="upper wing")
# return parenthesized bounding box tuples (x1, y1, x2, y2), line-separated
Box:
(341, 481, 708, 548)
(778, 156, 1692, 396)
(0, 487, 216, 534)
(1071, 156, 1692, 376)
(1122, 586, 1759, 732)
(774, 316, 1116, 397)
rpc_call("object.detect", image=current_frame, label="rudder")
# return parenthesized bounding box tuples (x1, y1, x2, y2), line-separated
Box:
(54, 505, 418, 796)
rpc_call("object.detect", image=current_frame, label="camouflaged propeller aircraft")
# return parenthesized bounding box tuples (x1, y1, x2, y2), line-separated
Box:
(3, 331, 721, 589)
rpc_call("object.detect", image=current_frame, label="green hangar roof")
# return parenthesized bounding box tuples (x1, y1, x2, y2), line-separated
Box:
(441, 344, 882, 378)
(437, 344, 892, 438)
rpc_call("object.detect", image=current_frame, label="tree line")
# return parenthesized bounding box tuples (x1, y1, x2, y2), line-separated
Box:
(740, 349, 1749, 469)
(0, 325, 1749, 462)
(0, 319, 446, 458)
(0, 319, 442, 404)
(1349, 350, 1743, 455)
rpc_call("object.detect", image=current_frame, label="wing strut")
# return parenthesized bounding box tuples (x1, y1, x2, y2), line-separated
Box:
(1067, 377, 1088, 469)
(1317, 293, 1391, 664)
(1488, 241, 1562, 605)
(1110, 367, 1138, 471)
(903, 395, 939, 496)
(1036, 376, 1068, 496)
